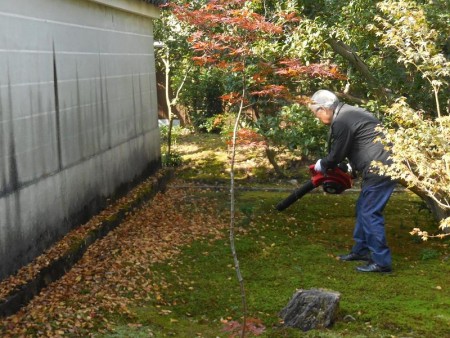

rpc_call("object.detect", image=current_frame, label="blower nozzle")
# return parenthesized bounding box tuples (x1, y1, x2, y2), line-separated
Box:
(275, 164, 353, 211)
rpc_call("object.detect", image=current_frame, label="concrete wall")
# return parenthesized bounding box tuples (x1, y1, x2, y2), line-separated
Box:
(0, 0, 161, 280)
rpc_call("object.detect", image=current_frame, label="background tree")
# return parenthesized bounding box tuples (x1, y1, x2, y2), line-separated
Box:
(261, 0, 450, 233)
(159, 0, 449, 233)
(295, 0, 449, 112)
(154, 3, 195, 124)
(155, 1, 229, 133)
(370, 0, 450, 237)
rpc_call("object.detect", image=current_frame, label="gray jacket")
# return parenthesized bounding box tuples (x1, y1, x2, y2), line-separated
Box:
(321, 103, 392, 186)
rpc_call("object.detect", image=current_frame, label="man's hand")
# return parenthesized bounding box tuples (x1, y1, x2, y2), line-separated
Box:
(314, 159, 325, 173)
(346, 163, 353, 175)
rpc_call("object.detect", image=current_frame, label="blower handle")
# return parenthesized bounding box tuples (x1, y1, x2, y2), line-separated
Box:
(275, 180, 316, 211)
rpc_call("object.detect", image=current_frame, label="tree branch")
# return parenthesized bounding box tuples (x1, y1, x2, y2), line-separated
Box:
(327, 38, 390, 100)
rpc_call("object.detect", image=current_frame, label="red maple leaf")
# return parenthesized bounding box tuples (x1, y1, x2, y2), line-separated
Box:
(222, 317, 266, 337)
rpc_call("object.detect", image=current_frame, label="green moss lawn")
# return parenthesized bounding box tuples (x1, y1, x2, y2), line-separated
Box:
(106, 133, 449, 337)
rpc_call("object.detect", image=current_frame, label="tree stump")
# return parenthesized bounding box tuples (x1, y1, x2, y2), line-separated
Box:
(279, 288, 340, 331)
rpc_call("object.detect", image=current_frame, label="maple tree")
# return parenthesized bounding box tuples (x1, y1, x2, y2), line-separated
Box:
(171, 1, 346, 336)
(172, 0, 345, 174)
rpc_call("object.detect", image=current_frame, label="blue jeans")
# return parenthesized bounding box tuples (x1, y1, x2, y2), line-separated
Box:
(352, 179, 396, 267)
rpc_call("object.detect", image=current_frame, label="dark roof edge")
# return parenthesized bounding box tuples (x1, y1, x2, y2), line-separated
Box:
(141, 0, 168, 5)
(89, 0, 161, 18)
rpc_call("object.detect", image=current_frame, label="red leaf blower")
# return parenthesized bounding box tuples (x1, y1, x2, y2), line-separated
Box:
(275, 163, 353, 211)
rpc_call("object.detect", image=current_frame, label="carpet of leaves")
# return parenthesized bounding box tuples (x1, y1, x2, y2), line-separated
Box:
(0, 179, 229, 337)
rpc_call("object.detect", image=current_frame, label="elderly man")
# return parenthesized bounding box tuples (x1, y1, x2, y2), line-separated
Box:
(309, 89, 396, 273)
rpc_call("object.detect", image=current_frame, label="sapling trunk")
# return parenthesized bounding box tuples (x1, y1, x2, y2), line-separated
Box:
(229, 93, 247, 338)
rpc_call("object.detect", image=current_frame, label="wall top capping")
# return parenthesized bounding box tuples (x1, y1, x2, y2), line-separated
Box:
(88, 0, 162, 19)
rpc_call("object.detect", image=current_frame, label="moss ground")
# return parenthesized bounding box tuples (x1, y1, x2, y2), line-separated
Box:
(105, 132, 449, 337)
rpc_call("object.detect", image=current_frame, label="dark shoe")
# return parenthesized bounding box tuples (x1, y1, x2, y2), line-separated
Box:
(338, 252, 370, 262)
(356, 263, 392, 273)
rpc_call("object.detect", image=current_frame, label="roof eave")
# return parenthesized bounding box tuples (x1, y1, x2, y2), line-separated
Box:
(88, 0, 162, 19)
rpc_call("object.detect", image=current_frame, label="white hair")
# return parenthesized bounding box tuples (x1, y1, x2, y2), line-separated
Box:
(311, 90, 339, 110)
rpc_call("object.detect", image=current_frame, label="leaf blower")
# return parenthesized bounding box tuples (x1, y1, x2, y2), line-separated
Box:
(275, 163, 353, 211)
